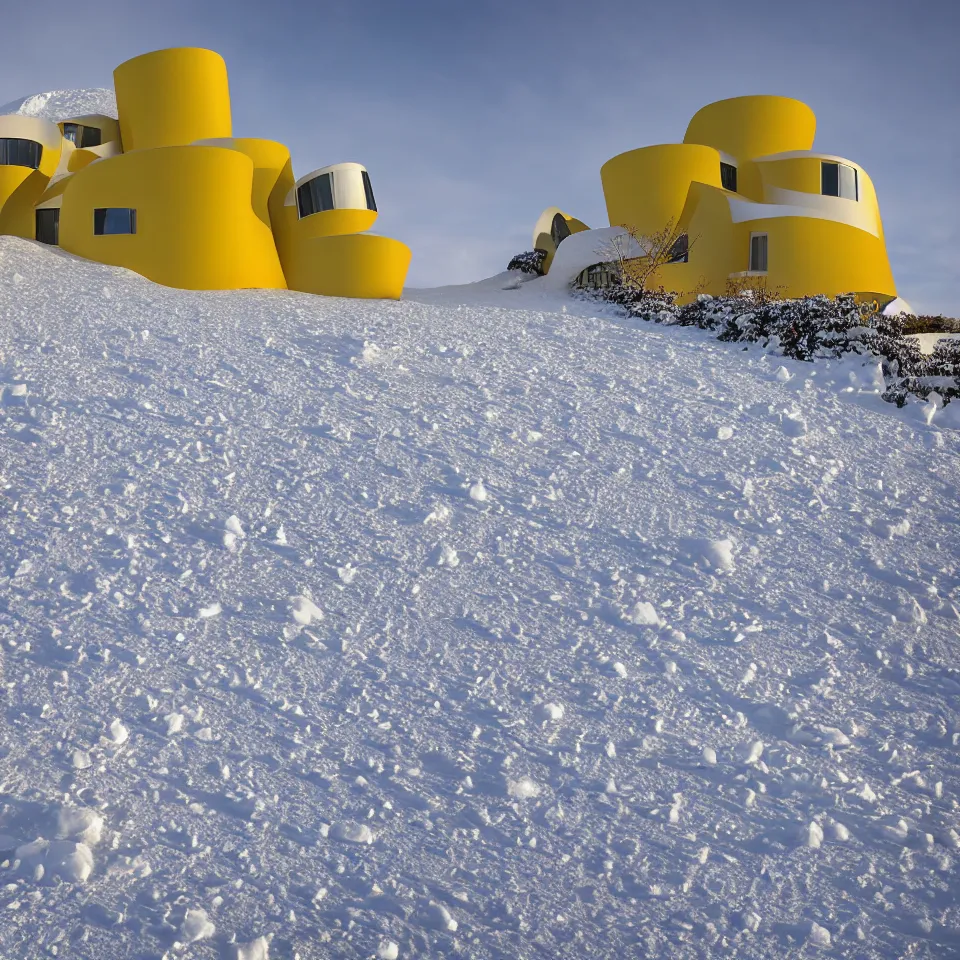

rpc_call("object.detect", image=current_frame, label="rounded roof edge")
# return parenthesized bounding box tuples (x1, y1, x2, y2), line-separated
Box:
(114, 47, 226, 74)
(600, 141, 719, 175)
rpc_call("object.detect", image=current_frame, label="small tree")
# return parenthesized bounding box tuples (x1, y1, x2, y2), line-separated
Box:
(507, 250, 547, 276)
(604, 218, 699, 300)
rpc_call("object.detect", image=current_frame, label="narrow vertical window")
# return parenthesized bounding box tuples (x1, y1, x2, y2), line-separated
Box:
(668, 233, 689, 263)
(720, 162, 738, 192)
(838, 163, 858, 201)
(550, 212, 571, 248)
(35, 209, 60, 245)
(93, 208, 137, 235)
(62, 123, 81, 145)
(361, 170, 377, 212)
(750, 233, 768, 272)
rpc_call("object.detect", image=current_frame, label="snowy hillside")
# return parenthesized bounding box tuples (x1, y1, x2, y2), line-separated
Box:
(0, 87, 117, 120)
(0, 236, 958, 959)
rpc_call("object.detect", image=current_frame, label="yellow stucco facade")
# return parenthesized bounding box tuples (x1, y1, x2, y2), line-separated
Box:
(0, 47, 409, 299)
(536, 95, 898, 305)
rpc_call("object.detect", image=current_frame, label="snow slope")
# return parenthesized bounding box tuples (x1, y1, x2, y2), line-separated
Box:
(0, 88, 118, 121)
(0, 237, 958, 958)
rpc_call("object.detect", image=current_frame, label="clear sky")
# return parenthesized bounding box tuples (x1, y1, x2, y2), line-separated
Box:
(2, 0, 957, 313)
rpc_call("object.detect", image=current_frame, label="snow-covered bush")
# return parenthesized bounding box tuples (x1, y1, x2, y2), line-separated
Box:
(594, 285, 959, 407)
(507, 250, 547, 276)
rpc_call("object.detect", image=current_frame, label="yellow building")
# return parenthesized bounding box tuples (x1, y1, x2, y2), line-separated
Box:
(533, 95, 898, 306)
(0, 47, 410, 299)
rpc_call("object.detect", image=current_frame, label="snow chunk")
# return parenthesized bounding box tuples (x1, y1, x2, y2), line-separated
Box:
(507, 776, 541, 799)
(17, 839, 94, 883)
(107, 719, 129, 745)
(629, 601, 661, 626)
(806, 922, 832, 947)
(735, 740, 764, 764)
(377, 941, 400, 960)
(716, 425, 735, 441)
(233, 937, 269, 960)
(421, 900, 458, 932)
(688, 538, 736, 573)
(182, 908, 216, 943)
(800, 821, 824, 849)
(57, 807, 103, 845)
(330, 821, 374, 845)
(537, 702, 564, 722)
(291, 596, 324, 626)
(438, 544, 460, 568)
(468, 479, 488, 502)
(198, 601, 223, 619)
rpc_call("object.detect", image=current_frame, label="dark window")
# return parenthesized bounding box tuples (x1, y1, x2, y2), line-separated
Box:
(667, 233, 689, 264)
(361, 170, 377, 212)
(749, 234, 768, 272)
(720, 162, 738, 192)
(822, 161, 858, 201)
(0, 138, 42, 169)
(297, 173, 335, 218)
(80, 126, 102, 148)
(93, 208, 137, 235)
(550, 212, 571, 249)
(35, 209, 60, 246)
(62, 123, 81, 145)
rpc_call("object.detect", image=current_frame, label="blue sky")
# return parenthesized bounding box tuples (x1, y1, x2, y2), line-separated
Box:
(3, 0, 957, 313)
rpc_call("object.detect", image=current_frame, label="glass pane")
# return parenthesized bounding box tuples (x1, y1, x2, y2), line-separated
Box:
(94, 208, 136, 235)
(80, 126, 102, 148)
(668, 233, 688, 263)
(310, 173, 334, 213)
(551, 213, 571, 248)
(62, 123, 80, 145)
(720, 162, 737, 192)
(821, 162, 839, 197)
(362, 170, 377, 212)
(839, 163, 858, 201)
(750, 235, 768, 272)
(296, 182, 315, 218)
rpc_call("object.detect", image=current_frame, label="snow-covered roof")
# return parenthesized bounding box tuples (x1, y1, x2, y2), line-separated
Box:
(0, 88, 118, 122)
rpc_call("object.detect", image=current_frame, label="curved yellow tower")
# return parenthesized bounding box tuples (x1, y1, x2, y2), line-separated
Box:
(114, 47, 232, 151)
(0, 116, 63, 238)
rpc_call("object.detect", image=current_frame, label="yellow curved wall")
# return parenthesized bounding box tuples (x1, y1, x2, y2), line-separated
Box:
(683, 96, 816, 162)
(59, 146, 285, 290)
(283, 233, 411, 299)
(114, 48, 232, 151)
(601, 144, 721, 236)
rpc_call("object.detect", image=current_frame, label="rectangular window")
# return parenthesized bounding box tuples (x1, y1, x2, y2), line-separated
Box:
(0, 138, 42, 169)
(80, 126, 102, 149)
(93, 208, 137, 235)
(361, 170, 377, 212)
(749, 233, 768, 272)
(297, 173, 335, 218)
(35, 209, 60, 246)
(822, 161, 858, 200)
(720, 162, 738, 192)
(62, 123, 81, 145)
(667, 233, 689, 264)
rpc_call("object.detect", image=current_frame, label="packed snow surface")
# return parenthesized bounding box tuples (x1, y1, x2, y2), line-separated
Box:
(0, 87, 118, 121)
(0, 236, 958, 958)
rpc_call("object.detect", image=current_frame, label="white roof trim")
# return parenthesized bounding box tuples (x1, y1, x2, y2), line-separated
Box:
(284, 162, 369, 209)
(752, 150, 866, 170)
(727, 191, 880, 238)
(0, 114, 64, 151)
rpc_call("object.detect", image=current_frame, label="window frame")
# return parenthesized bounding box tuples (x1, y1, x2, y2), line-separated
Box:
(720, 162, 738, 193)
(821, 161, 858, 201)
(93, 208, 137, 236)
(749, 232, 768, 273)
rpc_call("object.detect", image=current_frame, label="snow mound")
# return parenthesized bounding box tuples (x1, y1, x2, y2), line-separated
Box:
(0, 236, 956, 958)
(0, 88, 118, 120)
